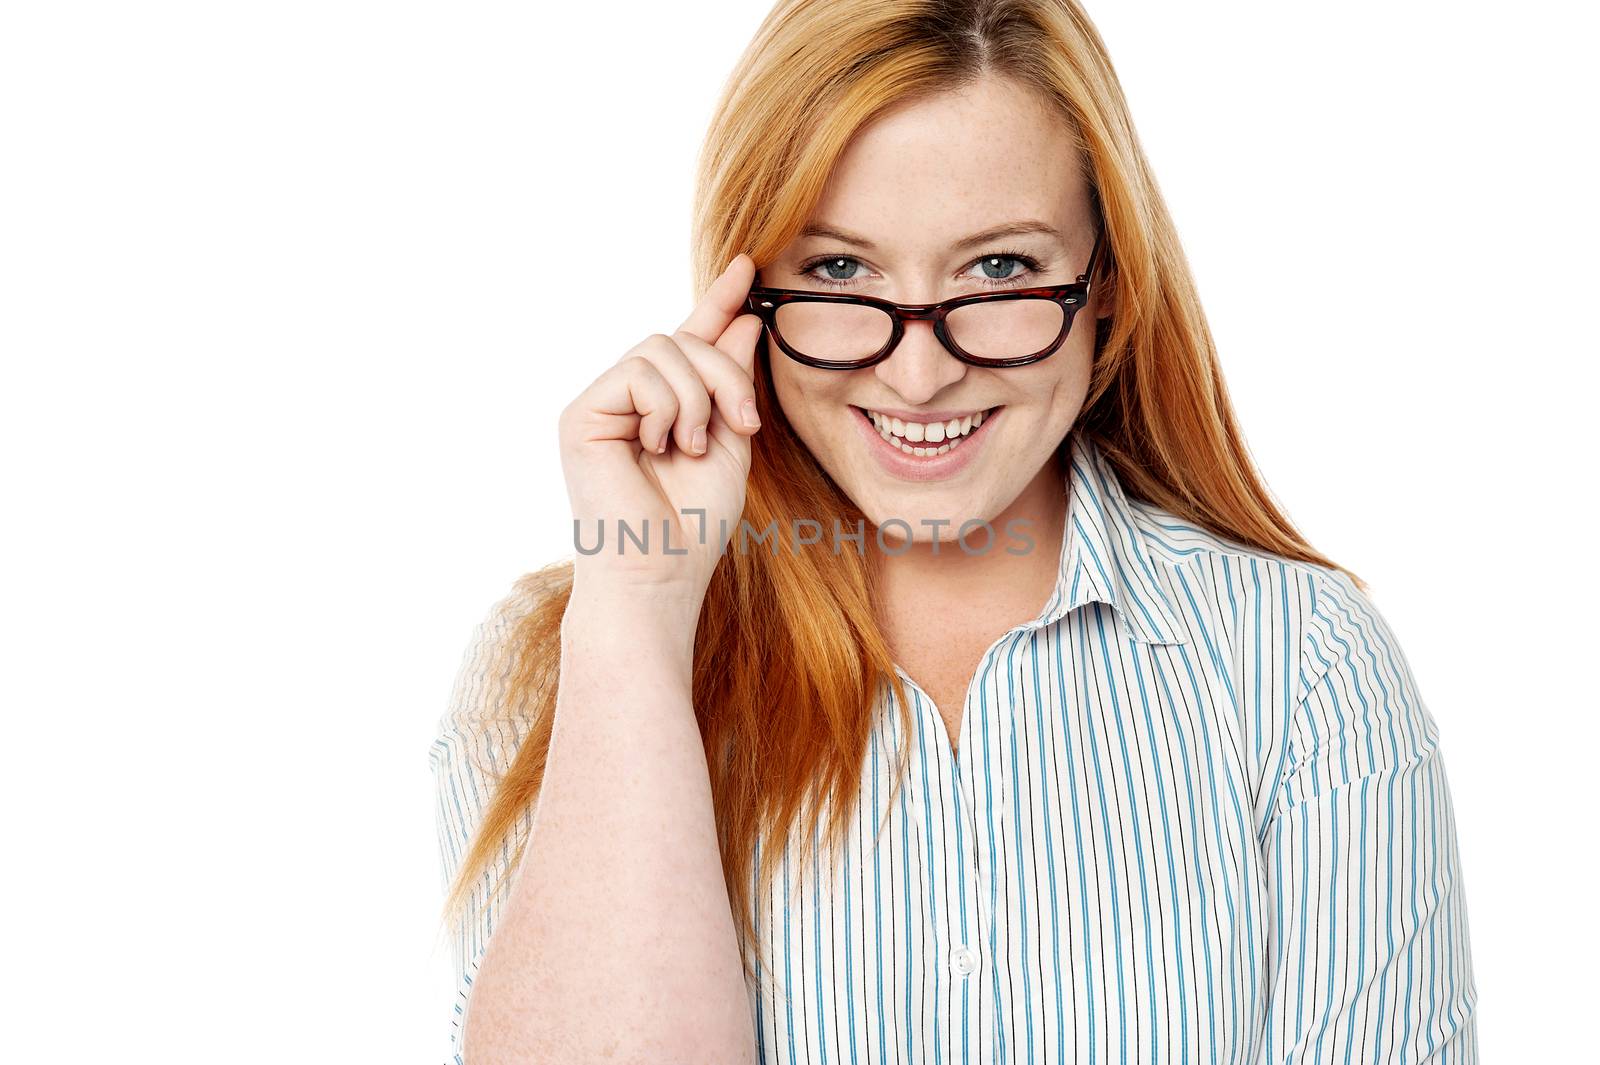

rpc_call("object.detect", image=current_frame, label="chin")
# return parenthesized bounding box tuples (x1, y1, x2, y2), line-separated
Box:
(851, 484, 1002, 543)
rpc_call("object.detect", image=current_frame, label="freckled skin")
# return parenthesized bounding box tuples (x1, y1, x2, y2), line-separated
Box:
(764, 74, 1108, 542)
(762, 74, 1112, 742)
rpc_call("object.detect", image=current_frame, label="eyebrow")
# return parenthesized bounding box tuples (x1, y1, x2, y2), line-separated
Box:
(797, 219, 1066, 253)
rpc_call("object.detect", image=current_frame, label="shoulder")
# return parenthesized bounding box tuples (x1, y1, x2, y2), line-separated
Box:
(1125, 497, 1337, 641)
(446, 581, 546, 714)
(1123, 498, 1416, 710)
(457, 567, 573, 684)
(1128, 497, 1327, 588)
(429, 566, 569, 772)
(1124, 501, 1442, 803)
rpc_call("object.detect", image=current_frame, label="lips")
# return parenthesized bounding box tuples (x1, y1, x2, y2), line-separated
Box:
(848, 403, 1003, 482)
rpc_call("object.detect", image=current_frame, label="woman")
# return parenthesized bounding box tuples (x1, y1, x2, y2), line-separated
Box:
(430, 1, 1479, 1061)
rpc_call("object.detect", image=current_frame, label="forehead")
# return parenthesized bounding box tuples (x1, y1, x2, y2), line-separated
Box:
(807, 77, 1086, 251)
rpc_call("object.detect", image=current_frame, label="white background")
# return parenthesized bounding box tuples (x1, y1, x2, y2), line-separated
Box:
(3, 1, 1594, 1060)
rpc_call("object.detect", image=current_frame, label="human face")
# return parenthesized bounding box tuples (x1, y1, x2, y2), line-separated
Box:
(761, 75, 1107, 542)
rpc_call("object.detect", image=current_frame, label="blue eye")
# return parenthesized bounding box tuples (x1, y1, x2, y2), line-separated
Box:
(972, 255, 1030, 281)
(797, 250, 1047, 289)
(808, 257, 863, 284)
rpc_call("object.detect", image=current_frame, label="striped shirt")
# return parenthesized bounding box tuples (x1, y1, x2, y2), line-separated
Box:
(429, 431, 1479, 1063)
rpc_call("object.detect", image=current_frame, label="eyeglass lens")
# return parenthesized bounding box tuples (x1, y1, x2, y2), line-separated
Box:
(773, 297, 1067, 364)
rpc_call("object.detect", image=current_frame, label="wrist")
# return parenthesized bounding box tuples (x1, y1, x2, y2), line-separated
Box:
(569, 567, 705, 619)
(560, 585, 700, 678)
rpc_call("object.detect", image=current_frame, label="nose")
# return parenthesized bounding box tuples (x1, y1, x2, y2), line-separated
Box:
(871, 319, 968, 403)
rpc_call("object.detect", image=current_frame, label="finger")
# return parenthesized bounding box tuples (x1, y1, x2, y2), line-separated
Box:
(634, 334, 715, 455)
(629, 357, 684, 455)
(586, 354, 678, 454)
(572, 408, 642, 451)
(702, 402, 751, 471)
(670, 326, 762, 435)
(676, 252, 757, 347)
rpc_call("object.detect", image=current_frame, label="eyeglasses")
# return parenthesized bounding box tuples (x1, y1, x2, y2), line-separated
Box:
(745, 225, 1105, 370)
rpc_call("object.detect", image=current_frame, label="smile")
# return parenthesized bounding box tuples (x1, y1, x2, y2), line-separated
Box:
(848, 404, 1004, 483)
(854, 405, 1002, 456)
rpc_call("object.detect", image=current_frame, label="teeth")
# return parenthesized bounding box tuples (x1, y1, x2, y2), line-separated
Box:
(863, 406, 993, 456)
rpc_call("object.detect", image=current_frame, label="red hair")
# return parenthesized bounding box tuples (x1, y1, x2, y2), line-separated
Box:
(438, 0, 1361, 990)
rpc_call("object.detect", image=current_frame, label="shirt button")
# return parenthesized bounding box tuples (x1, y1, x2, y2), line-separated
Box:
(950, 946, 978, 975)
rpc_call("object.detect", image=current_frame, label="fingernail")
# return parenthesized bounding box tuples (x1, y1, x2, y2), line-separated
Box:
(656, 437, 667, 454)
(691, 425, 706, 454)
(741, 399, 760, 428)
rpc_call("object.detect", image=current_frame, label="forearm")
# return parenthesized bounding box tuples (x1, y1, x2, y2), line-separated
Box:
(463, 591, 754, 1063)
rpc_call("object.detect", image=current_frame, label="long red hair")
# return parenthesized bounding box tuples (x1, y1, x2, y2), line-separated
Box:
(437, 0, 1362, 989)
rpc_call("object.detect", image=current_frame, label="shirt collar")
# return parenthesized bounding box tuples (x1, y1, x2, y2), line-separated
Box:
(1029, 432, 1189, 646)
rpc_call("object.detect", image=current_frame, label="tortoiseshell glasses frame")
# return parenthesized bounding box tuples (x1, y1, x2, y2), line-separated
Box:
(744, 224, 1107, 370)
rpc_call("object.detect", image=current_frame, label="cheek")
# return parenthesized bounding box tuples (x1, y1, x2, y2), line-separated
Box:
(768, 361, 805, 430)
(770, 361, 854, 433)
(1015, 345, 1093, 411)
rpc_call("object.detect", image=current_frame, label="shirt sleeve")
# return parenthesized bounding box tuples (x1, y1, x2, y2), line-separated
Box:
(428, 586, 541, 1065)
(1255, 568, 1479, 1063)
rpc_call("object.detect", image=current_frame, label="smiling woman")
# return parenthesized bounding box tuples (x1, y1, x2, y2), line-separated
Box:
(429, 0, 1479, 1062)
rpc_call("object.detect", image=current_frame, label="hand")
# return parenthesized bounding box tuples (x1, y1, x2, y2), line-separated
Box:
(557, 254, 764, 612)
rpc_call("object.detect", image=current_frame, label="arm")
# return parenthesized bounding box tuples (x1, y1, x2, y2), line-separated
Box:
(1255, 570, 1479, 1063)
(459, 590, 755, 1063)
(440, 252, 764, 1061)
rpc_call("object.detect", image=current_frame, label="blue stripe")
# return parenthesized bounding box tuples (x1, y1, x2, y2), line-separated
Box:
(1002, 633, 1036, 1064)
(911, 689, 945, 1065)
